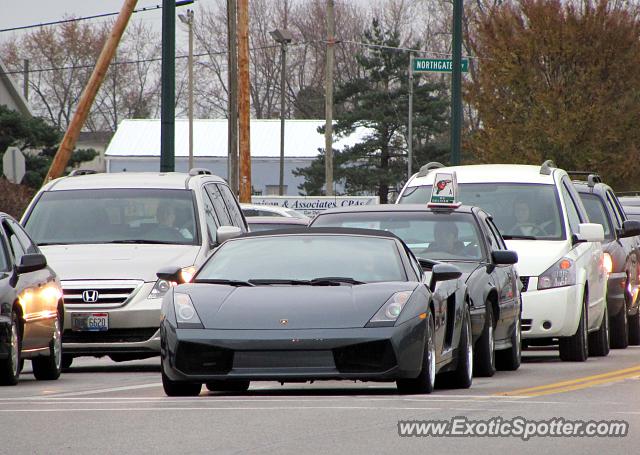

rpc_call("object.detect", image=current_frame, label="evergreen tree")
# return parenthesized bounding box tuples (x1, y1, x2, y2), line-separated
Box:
(294, 18, 449, 202)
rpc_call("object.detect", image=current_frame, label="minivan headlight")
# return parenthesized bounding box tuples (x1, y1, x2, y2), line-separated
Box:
(538, 258, 576, 290)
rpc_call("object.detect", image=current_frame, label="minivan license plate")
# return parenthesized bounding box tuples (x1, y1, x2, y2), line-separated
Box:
(72, 313, 109, 332)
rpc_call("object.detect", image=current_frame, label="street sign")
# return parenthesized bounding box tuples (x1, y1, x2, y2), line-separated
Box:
(413, 58, 469, 73)
(2, 146, 26, 184)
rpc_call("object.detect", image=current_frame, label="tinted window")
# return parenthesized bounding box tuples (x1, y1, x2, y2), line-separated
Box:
(217, 184, 247, 231)
(24, 189, 199, 245)
(198, 235, 407, 283)
(313, 211, 486, 261)
(2, 221, 26, 264)
(561, 183, 582, 235)
(6, 219, 38, 254)
(205, 185, 233, 227)
(400, 183, 565, 240)
(579, 194, 613, 240)
(605, 192, 623, 228)
(0, 236, 9, 271)
(485, 218, 506, 251)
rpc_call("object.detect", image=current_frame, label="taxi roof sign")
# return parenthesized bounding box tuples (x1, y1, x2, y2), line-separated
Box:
(428, 172, 461, 208)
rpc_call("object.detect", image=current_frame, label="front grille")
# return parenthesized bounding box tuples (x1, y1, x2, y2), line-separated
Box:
(62, 280, 143, 306)
(521, 319, 533, 332)
(175, 342, 234, 375)
(233, 350, 335, 369)
(63, 328, 157, 343)
(520, 276, 531, 292)
(333, 340, 396, 373)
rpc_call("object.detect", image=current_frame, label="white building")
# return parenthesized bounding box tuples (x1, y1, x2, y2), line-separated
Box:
(0, 57, 31, 116)
(105, 119, 370, 195)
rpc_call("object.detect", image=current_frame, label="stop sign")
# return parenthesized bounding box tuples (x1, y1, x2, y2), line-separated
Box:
(2, 146, 26, 184)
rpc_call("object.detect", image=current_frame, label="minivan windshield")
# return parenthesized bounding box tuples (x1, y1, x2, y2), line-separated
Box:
(400, 183, 565, 240)
(24, 189, 199, 246)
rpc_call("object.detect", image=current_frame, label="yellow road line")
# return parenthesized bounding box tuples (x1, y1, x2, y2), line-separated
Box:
(496, 364, 640, 397)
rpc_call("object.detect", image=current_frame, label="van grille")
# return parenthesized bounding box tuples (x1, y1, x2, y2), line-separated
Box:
(62, 280, 143, 307)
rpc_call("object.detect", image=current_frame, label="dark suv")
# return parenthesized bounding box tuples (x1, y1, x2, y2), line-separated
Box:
(574, 176, 640, 348)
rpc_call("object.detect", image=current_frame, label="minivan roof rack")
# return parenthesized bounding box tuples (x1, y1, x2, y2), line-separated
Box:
(416, 162, 445, 177)
(567, 171, 602, 188)
(540, 160, 556, 175)
(189, 168, 212, 176)
(68, 169, 98, 177)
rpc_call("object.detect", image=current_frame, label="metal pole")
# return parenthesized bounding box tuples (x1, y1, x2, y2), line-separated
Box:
(237, 0, 252, 202)
(451, 0, 463, 166)
(161, 0, 176, 172)
(227, 0, 238, 194)
(278, 42, 286, 196)
(408, 53, 413, 180)
(187, 9, 194, 171)
(324, 0, 335, 196)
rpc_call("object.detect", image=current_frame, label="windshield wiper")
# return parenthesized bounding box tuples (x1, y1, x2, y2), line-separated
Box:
(309, 277, 364, 286)
(248, 279, 311, 285)
(502, 235, 537, 240)
(105, 240, 179, 245)
(194, 279, 254, 287)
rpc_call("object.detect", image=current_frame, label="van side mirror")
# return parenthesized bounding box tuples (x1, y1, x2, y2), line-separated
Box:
(620, 220, 640, 239)
(156, 266, 185, 284)
(216, 226, 242, 245)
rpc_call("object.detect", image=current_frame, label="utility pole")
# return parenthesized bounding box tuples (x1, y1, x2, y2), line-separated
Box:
(45, 0, 138, 182)
(270, 29, 292, 196)
(237, 0, 252, 202)
(407, 53, 413, 180)
(324, 0, 335, 196)
(160, 0, 176, 172)
(451, 0, 463, 166)
(227, 0, 238, 194)
(22, 59, 29, 100)
(179, 9, 194, 171)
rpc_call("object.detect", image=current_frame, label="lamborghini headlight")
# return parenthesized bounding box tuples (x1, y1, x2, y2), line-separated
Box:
(537, 257, 576, 290)
(368, 291, 413, 326)
(174, 293, 203, 328)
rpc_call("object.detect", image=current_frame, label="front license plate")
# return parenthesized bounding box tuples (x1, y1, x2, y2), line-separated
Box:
(72, 313, 109, 332)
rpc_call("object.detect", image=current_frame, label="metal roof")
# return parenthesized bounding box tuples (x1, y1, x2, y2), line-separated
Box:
(406, 164, 560, 187)
(105, 119, 373, 159)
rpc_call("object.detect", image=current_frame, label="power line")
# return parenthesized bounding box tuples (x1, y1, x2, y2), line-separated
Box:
(0, 43, 284, 76)
(338, 39, 479, 60)
(0, 1, 193, 33)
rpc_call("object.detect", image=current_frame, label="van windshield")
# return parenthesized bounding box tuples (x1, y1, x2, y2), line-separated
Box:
(400, 183, 565, 240)
(24, 189, 199, 246)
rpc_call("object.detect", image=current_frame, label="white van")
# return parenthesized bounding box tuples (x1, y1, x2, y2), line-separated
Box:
(21, 170, 247, 368)
(397, 161, 609, 361)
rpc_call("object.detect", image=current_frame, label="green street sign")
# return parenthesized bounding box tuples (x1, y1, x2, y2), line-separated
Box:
(413, 58, 469, 73)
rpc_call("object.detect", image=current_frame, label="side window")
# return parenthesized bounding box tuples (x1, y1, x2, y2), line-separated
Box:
(561, 182, 582, 235)
(201, 190, 220, 244)
(486, 218, 507, 250)
(217, 184, 247, 232)
(605, 191, 623, 229)
(205, 184, 233, 227)
(2, 221, 26, 265)
(0, 235, 10, 271)
(6, 219, 38, 254)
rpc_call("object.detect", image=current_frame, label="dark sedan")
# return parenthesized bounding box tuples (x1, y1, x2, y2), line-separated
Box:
(159, 228, 473, 396)
(0, 213, 64, 385)
(311, 205, 522, 377)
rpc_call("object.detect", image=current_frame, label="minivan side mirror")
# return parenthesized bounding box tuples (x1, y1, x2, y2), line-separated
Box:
(492, 250, 518, 265)
(619, 220, 640, 239)
(429, 263, 462, 292)
(577, 223, 605, 243)
(216, 226, 242, 245)
(17, 253, 47, 274)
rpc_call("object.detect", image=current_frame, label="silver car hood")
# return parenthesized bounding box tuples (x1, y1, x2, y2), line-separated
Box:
(40, 244, 202, 282)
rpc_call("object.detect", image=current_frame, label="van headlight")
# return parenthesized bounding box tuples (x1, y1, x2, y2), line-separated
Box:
(538, 258, 576, 290)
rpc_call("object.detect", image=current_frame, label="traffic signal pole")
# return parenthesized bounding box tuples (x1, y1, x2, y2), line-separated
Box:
(450, 0, 462, 166)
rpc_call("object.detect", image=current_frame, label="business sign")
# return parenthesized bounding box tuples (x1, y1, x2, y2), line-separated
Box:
(413, 58, 469, 73)
(429, 172, 461, 208)
(251, 196, 380, 217)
